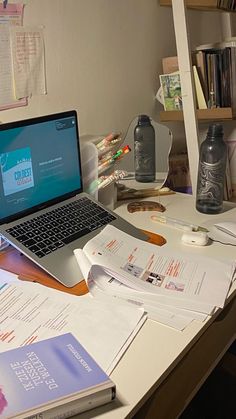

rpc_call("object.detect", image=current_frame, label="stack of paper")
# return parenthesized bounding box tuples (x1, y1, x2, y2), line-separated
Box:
(0, 278, 146, 374)
(74, 225, 236, 331)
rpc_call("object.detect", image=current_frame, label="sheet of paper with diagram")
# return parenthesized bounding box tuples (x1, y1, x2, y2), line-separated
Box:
(74, 225, 235, 331)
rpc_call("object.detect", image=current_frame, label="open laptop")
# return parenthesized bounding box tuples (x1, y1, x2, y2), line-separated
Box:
(0, 110, 147, 287)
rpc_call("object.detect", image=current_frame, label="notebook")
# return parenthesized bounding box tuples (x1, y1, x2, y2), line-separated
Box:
(0, 110, 146, 287)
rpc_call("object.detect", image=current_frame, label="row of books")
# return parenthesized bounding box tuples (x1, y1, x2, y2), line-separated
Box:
(159, 39, 236, 113)
(217, 0, 236, 10)
(194, 40, 236, 111)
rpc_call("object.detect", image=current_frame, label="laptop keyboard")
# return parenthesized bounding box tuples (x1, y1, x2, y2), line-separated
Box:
(6, 197, 116, 258)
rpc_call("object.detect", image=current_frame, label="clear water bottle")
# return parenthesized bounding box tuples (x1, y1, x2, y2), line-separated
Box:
(134, 115, 156, 182)
(196, 123, 227, 214)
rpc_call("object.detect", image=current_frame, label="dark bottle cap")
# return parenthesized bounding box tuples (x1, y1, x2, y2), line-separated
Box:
(137, 115, 151, 125)
(207, 123, 223, 138)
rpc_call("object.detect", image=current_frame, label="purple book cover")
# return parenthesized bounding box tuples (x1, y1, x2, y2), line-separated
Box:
(0, 333, 113, 418)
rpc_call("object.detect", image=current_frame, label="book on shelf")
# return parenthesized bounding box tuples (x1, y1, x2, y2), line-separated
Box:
(162, 43, 236, 113)
(229, 47, 236, 115)
(192, 50, 209, 104)
(221, 47, 232, 107)
(0, 333, 116, 419)
(217, 0, 236, 11)
(192, 65, 207, 109)
(195, 40, 236, 113)
(207, 51, 222, 108)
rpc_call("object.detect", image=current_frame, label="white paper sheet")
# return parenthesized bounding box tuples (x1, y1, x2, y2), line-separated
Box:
(74, 225, 234, 315)
(0, 281, 146, 374)
(10, 25, 46, 99)
(0, 24, 26, 109)
(74, 249, 207, 331)
(0, 268, 19, 284)
(0, 3, 26, 109)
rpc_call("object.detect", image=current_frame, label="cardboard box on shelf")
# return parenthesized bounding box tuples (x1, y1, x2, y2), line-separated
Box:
(162, 56, 179, 74)
(165, 152, 192, 194)
(165, 148, 233, 200)
(226, 139, 236, 197)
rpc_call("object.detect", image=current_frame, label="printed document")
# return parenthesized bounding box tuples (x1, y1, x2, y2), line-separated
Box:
(0, 4, 27, 109)
(0, 281, 146, 374)
(10, 26, 46, 99)
(74, 225, 235, 327)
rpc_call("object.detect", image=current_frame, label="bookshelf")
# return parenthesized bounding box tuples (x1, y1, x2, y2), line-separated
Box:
(159, 0, 236, 197)
(160, 1, 236, 123)
(160, 0, 236, 12)
(160, 108, 234, 122)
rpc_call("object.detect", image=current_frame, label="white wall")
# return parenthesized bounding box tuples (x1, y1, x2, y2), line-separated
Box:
(1, 0, 176, 136)
(1, 1, 235, 167)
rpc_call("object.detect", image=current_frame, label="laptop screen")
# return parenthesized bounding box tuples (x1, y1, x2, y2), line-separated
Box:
(0, 111, 83, 223)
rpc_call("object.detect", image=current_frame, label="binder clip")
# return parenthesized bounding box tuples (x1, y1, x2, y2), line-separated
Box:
(3, 0, 8, 8)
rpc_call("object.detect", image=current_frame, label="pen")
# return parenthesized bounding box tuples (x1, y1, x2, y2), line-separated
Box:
(98, 170, 128, 189)
(151, 214, 208, 232)
(98, 145, 131, 173)
(112, 145, 131, 161)
(96, 133, 121, 150)
(96, 133, 115, 150)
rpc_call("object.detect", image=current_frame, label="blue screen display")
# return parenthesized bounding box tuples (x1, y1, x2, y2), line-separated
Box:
(0, 113, 82, 221)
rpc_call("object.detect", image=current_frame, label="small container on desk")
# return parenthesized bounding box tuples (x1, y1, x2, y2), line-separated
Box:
(80, 133, 123, 209)
(80, 135, 99, 200)
(98, 180, 117, 210)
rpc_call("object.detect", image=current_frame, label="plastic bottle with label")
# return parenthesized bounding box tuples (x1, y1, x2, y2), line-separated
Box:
(134, 115, 156, 182)
(196, 123, 227, 214)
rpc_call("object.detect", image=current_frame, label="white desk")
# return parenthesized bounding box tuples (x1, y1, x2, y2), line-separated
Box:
(77, 192, 236, 419)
